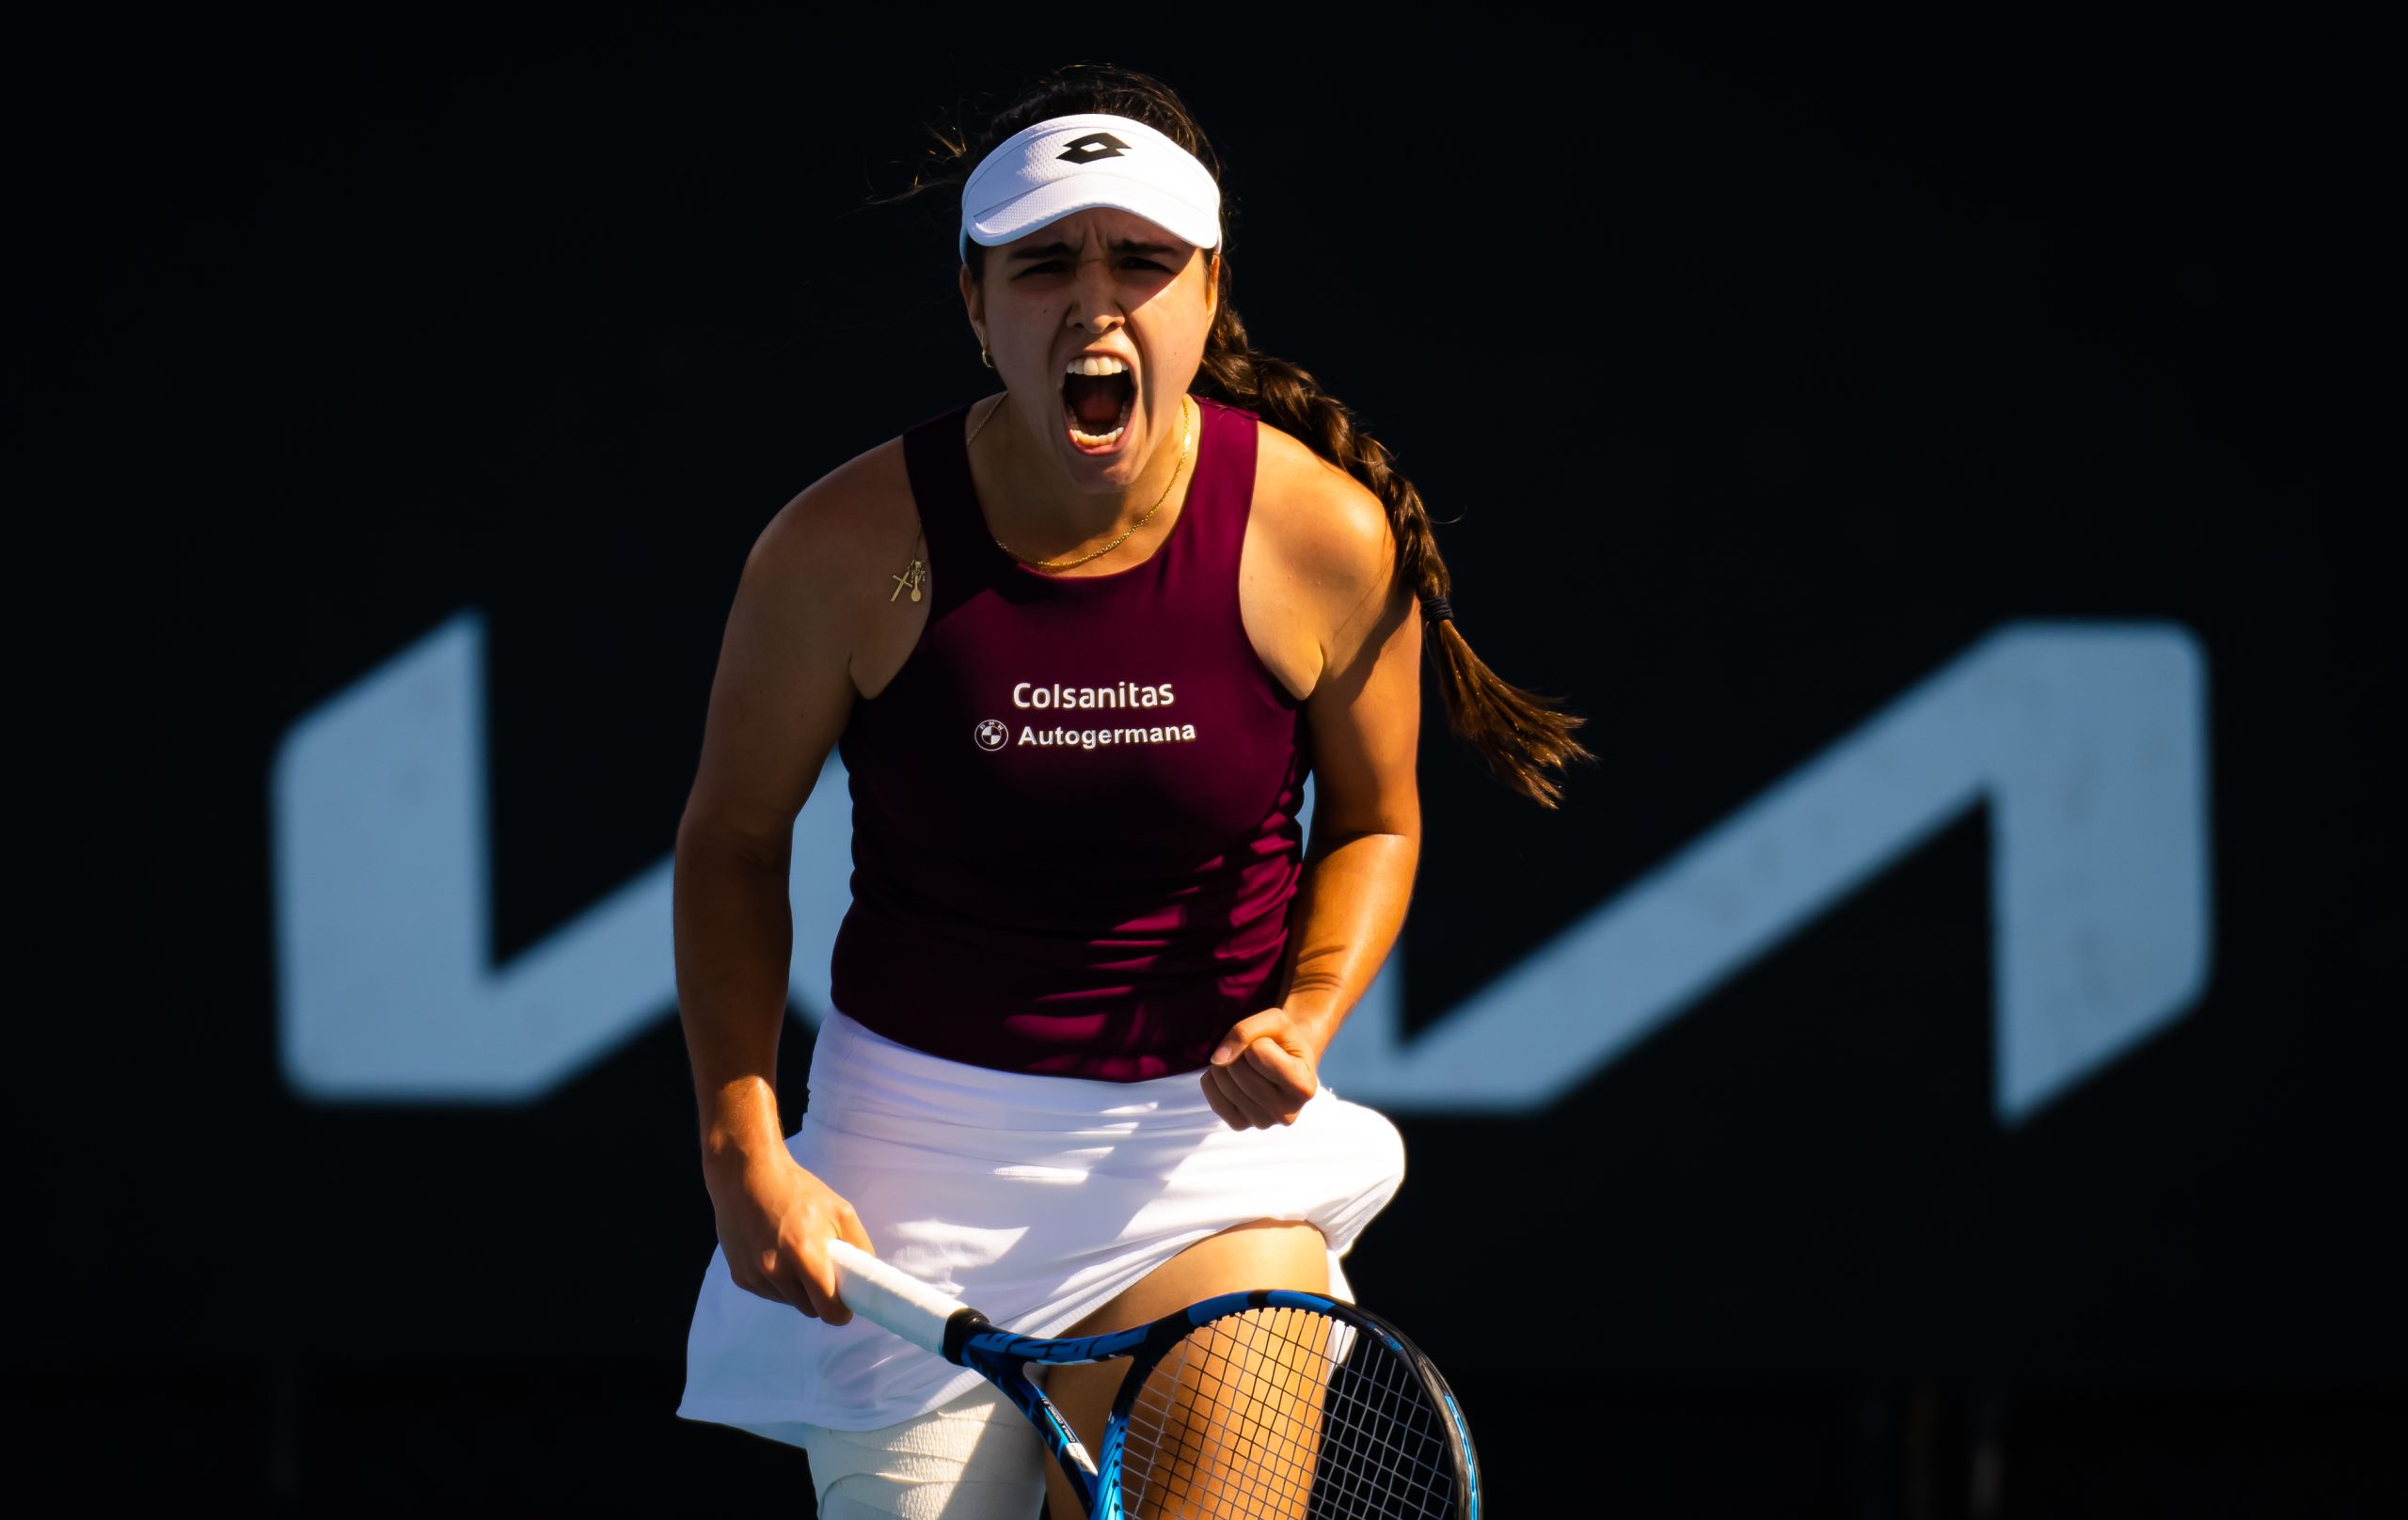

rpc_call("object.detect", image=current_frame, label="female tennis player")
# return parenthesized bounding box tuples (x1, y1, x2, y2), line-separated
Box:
(673, 64, 1592, 1518)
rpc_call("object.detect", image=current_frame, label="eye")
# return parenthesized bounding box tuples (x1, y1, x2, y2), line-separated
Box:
(1012, 257, 1165, 278)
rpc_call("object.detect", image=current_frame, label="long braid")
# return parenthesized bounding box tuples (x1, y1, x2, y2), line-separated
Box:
(874, 61, 1597, 807)
(1195, 295, 1594, 808)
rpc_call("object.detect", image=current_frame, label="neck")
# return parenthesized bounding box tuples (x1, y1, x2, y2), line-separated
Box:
(972, 390, 1193, 558)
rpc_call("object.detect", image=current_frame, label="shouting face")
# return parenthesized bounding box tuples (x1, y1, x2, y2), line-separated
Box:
(961, 206, 1220, 497)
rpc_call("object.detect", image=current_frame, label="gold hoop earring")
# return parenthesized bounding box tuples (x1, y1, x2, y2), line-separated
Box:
(980, 346, 994, 370)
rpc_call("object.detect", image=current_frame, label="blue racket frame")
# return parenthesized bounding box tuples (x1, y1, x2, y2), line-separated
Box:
(938, 1286, 1481, 1519)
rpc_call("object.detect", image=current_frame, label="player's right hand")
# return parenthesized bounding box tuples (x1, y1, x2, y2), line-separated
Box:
(706, 1150, 876, 1324)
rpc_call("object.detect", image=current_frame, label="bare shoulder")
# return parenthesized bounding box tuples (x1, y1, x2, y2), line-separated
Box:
(1250, 419, 1404, 673)
(681, 434, 918, 853)
(1244, 417, 1421, 837)
(1251, 420, 1398, 589)
(754, 435, 927, 652)
(750, 435, 915, 603)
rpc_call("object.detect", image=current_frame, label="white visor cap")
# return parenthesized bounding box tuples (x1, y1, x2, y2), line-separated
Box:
(959, 112, 1221, 261)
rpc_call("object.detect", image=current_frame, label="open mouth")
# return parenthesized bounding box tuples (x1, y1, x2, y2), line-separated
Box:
(1061, 364, 1136, 451)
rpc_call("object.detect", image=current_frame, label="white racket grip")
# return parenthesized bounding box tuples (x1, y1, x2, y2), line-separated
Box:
(824, 1239, 973, 1358)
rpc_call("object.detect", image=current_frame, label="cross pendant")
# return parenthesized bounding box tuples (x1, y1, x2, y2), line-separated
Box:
(891, 558, 926, 603)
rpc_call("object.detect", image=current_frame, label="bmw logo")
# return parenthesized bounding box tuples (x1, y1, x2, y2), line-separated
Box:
(974, 718, 1007, 752)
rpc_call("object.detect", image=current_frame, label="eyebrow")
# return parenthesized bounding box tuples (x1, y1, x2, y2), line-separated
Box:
(1005, 239, 1183, 263)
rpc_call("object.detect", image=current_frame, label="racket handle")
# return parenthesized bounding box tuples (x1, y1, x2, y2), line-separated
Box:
(824, 1239, 976, 1359)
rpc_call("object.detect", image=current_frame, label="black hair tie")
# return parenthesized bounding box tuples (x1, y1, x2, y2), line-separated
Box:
(1418, 592, 1455, 625)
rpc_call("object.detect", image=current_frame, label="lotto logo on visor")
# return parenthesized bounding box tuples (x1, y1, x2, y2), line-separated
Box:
(960, 113, 1222, 258)
(1056, 131, 1131, 164)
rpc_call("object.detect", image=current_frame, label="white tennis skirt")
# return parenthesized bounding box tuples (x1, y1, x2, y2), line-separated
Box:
(676, 1003, 1409, 1444)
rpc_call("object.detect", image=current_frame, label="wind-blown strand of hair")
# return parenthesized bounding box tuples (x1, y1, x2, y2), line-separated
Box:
(870, 62, 1598, 809)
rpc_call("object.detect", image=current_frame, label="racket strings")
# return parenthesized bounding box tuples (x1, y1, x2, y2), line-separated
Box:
(1114, 1305, 1457, 1518)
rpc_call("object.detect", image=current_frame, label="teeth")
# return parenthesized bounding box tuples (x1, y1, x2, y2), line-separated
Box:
(1065, 356, 1131, 376)
(1069, 422, 1126, 448)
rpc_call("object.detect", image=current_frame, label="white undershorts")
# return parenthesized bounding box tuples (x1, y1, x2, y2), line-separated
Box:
(800, 1380, 1046, 1519)
(675, 1003, 1408, 1442)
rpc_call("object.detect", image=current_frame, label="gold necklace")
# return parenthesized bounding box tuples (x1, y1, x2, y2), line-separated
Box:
(965, 389, 1006, 445)
(990, 394, 1194, 573)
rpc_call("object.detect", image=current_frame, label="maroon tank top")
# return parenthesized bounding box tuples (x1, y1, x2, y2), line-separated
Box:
(827, 393, 1311, 1081)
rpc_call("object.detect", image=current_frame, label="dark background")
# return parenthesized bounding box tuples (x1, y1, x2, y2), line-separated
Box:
(10, 6, 2399, 1514)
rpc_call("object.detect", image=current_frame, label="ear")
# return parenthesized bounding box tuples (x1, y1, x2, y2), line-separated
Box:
(958, 261, 985, 348)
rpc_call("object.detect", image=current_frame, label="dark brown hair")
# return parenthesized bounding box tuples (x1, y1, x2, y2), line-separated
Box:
(876, 63, 1595, 808)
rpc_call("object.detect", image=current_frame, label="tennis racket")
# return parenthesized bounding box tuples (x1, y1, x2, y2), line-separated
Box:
(826, 1238, 1481, 1518)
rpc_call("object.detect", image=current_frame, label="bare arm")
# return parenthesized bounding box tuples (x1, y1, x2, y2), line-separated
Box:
(1204, 445, 1422, 1129)
(673, 490, 849, 1169)
(674, 441, 902, 1318)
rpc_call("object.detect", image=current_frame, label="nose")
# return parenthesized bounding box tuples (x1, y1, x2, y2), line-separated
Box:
(1065, 256, 1125, 334)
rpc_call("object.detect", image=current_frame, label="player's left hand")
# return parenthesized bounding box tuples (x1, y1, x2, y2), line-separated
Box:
(1201, 1007, 1321, 1130)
